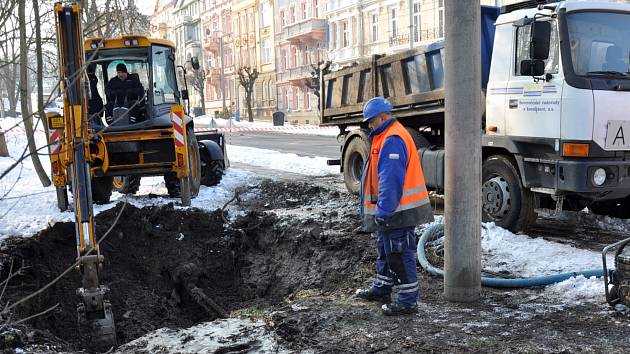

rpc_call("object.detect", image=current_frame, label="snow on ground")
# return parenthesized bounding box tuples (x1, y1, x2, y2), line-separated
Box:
(194, 116, 342, 136)
(115, 318, 288, 354)
(420, 217, 612, 305)
(227, 144, 339, 176)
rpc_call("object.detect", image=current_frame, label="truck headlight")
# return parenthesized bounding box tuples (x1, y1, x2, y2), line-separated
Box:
(593, 168, 606, 186)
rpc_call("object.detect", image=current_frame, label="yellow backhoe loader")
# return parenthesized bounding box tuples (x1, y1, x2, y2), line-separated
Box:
(48, 2, 227, 349)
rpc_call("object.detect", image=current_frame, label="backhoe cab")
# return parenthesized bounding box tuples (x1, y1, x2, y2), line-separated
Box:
(51, 31, 227, 210)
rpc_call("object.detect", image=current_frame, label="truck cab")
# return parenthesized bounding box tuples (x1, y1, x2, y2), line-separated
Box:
(484, 1, 630, 227)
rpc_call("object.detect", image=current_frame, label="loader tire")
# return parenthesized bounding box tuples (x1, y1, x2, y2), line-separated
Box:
(200, 152, 224, 187)
(482, 155, 536, 233)
(112, 176, 141, 194)
(405, 127, 431, 150)
(92, 176, 114, 204)
(166, 129, 201, 205)
(343, 137, 369, 195)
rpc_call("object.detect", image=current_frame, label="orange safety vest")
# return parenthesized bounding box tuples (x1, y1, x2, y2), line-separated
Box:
(362, 120, 433, 232)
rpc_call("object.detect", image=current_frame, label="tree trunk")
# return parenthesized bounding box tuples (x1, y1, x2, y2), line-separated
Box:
(0, 132, 8, 157)
(246, 91, 254, 123)
(7, 66, 17, 117)
(19, 0, 50, 186)
(33, 0, 51, 154)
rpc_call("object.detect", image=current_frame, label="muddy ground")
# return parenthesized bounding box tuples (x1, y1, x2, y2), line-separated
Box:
(0, 178, 628, 353)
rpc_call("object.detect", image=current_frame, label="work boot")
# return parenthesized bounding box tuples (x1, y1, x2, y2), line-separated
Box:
(355, 288, 391, 303)
(381, 302, 418, 316)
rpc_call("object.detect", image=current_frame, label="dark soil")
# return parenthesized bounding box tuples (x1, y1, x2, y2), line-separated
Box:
(0, 178, 629, 353)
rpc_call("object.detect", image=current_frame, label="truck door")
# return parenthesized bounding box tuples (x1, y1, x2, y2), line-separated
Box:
(505, 20, 563, 139)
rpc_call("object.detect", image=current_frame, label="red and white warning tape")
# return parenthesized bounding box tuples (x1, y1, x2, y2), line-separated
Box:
(1, 125, 337, 135)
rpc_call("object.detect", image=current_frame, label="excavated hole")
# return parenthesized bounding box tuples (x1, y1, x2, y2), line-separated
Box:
(0, 180, 366, 352)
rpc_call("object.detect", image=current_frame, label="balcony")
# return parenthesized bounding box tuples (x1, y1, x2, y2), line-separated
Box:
(330, 46, 360, 62)
(389, 33, 409, 47)
(283, 19, 327, 45)
(277, 66, 315, 87)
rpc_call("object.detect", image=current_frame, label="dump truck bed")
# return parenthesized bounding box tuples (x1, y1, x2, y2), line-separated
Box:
(319, 6, 499, 127)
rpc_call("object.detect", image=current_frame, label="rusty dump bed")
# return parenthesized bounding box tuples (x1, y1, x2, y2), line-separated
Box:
(319, 41, 446, 127)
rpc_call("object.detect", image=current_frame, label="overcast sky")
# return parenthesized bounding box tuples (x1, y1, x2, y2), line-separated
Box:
(135, 0, 155, 16)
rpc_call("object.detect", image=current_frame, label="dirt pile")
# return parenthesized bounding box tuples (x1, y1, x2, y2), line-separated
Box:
(0, 180, 368, 352)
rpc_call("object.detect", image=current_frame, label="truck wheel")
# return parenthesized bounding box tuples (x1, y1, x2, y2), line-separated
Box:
(405, 127, 431, 149)
(180, 129, 201, 206)
(112, 176, 141, 194)
(92, 176, 114, 204)
(343, 137, 369, 195)
(56, 186, 68, 211)
(200, 155, 224, 187)
(482, 155, 536, 233)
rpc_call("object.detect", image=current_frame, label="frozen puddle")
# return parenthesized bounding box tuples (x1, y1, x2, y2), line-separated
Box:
(116, 318, 288, 354)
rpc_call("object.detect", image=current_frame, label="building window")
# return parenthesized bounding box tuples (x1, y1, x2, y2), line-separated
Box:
(297, 88, 303, 110)
(438, 0, 444, 38)
(249, 47, 255, 66)
(305, 91, 311, 109)
(301, 2, 307, 20)
(293, 87, 298, 110)
(241, 14, 246, 33)
(285, 89, 291, 110)
(262, 39, 271, 64)
(371, 13, 378, 42)
(249, 11, 255, 31)
(282, 49, 287, 69)
(261, 80, 267, 101)
(268, 81, 274, 102)
(291, 46, 297, 67)
(390, 8, 398, 39)
(413, 2, 421, 43)
(342, 21, 350, 47)
(314, 0, 319, 17)
(280, 10, 286, 29)
(260, 2, 270, 28)
(290, 6, 296, 23)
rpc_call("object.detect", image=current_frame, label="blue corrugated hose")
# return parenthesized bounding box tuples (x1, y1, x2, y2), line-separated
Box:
(417, 223, 605, 288)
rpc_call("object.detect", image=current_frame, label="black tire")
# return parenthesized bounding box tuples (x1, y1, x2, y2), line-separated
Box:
(200, 156, 225, 187)
(166, 129, 201, 204)
(92, 176, 114, 204)
(343, 136, 369, 195)
(482, 155, 536, 233)
(112, 176, 141, 194)
(405, 127, 431, 150)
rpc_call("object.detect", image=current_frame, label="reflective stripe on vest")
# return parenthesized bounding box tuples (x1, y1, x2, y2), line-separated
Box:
(362, 120, 432, 230)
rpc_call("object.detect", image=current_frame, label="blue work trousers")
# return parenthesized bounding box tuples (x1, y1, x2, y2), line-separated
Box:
(370, 227, 418, 307)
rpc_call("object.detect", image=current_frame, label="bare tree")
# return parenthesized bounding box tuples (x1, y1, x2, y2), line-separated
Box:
(304, 61, 330, 113)
(33, 0, 52, 157)
(19, 0, 50, 186)
(237, 66, 258, 123)
(188, 68, 206, 115)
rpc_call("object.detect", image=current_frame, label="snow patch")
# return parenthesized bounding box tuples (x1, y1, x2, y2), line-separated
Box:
(115, 318, 288, 354)
(227, 144, 339, 176)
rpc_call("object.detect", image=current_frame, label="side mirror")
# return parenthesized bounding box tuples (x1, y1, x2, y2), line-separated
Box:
(530, 21, 551, 60)
(181, 89, 189, 100)
(191, 57, 200, 70)
(520, 59, 545, 76)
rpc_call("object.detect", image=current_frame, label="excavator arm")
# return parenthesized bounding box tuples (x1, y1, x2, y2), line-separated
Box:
(54, 2, 116, 350)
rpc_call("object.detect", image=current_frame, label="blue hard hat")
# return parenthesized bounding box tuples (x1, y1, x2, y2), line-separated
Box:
(362, 97, 393, 122)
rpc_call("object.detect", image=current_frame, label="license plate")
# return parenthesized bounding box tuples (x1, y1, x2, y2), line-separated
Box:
(605, 120, 630, 149)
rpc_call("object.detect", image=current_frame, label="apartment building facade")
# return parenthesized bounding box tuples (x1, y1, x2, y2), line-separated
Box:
(275, 0, 327, 124)
(201, 0, 235, 117)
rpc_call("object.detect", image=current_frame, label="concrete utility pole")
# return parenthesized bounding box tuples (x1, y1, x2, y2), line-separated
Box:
(443, 0, 481, 302)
